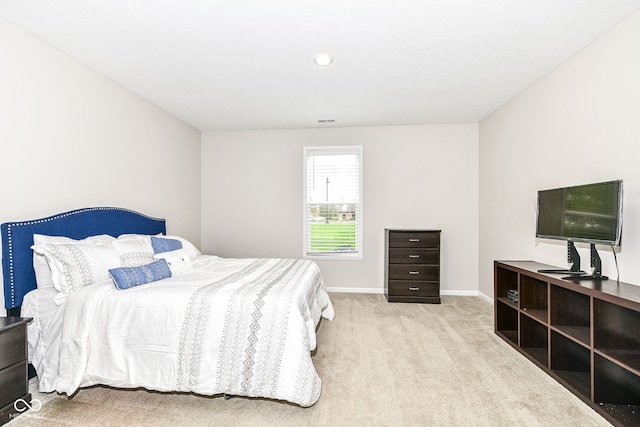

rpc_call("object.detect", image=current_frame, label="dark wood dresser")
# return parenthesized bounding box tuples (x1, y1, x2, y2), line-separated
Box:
(0, 317, 32, 425)
(384, 229, 441, 304)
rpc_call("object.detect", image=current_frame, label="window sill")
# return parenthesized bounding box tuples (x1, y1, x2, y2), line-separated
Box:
(304, 253, 363, 261)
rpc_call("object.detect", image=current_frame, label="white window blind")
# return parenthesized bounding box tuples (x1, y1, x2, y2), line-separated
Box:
(304, 146, 362, 258)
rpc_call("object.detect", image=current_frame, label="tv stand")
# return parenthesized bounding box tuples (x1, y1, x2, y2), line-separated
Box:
(562, 243, 608, 281)
(539, 269, 588, 275)
(537, 241, 584, 275)
(495, 260, 640, 427)
(563, 273, 608, 281)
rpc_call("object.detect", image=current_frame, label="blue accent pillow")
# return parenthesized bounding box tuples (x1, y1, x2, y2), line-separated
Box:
(151, 236, 183, 254)
(109, 258, 172, 290)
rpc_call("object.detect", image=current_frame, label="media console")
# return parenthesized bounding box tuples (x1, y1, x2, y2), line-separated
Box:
(494, 260, 640, 427)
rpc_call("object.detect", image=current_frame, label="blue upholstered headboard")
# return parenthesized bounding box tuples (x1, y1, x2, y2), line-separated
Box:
(1, 207, 166, 313)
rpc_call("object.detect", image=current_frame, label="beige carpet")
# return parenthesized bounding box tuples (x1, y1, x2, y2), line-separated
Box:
(8, 294, 611, 426)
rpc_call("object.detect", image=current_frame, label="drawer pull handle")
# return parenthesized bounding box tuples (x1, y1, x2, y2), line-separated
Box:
(409, 271, 420, 275)
(408, 287, 420, 291)
(409, 254, 420, 258)
(409, 238, 420, 242)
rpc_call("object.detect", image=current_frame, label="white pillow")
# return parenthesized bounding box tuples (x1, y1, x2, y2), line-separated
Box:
(112, 236, 154, 267)
(32, 242, 120, 294)
(118, 234, 201, 259)
(32, 234, 116, 290)
(33, 253, 55, 289)
(153, 249, 194, 275)
(163, 235, 201, 259)
(34, 234, 116, 245)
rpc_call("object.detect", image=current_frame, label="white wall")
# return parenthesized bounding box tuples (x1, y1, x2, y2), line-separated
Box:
(202, 124, 479, 294)
(478, 10, 640, 298)
(10, 5, 637, 308)
(0, 18, 202, 313)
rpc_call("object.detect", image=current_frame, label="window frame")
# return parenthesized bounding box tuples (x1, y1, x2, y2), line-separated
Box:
(303, 145, 363, 260)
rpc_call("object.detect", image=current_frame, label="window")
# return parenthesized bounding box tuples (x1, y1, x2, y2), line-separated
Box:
(304, 146, 362, 259)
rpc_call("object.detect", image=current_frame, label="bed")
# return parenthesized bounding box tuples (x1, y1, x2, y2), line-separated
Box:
(1, 207, 334, 407)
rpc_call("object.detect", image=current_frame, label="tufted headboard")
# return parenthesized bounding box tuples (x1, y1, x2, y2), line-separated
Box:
(1, 207, 166, 314)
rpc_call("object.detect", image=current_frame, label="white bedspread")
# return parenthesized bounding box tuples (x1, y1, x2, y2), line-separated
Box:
(23, 256, 334, 407)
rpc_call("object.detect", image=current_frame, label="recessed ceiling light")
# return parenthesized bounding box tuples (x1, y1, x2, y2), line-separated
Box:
(313, 53, 333, 67)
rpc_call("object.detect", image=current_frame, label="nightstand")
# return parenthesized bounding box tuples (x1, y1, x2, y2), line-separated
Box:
(0, 317, 32, 425)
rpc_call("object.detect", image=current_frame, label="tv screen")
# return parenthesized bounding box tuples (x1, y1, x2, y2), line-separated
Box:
(536, 180, 623, 246)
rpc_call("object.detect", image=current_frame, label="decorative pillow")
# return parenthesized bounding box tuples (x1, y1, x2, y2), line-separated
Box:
(32, 234, 117, 290)
(163, 235, 201, 259)
(153, 249, 193, 275)
(109, 259, 172, 290)
(112, 237, 154, 267)
(151, 236, 182, 254)
(32, 242, 120, 294)
(118, 234, 201, 259)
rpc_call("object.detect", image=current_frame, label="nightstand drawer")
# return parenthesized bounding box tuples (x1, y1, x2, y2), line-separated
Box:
(388, 248, 439, 264)
(388, 281, 439, 297)
(388, 264, 439, 281)
(0, 361, 28, 410)
(388, 231, 439, 248)
(0, 317, 32, 426)
(0, 326, 26, 370)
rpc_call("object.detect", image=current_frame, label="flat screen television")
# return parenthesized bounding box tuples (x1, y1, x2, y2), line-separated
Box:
(535, 180, 623, 279)
(536, 180, 623, 245)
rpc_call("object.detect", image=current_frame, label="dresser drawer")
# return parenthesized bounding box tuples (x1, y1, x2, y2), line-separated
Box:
(388, 264, 439, 281)
(0, 361, 28, 410)
(388, 248, 439, 264)
(0, 326, 26, 370)
(388, 231, 439, 248)
(388, 281, 439, 297)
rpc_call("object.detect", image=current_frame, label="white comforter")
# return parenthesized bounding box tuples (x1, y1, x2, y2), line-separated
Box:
(22, 256, 334, 407)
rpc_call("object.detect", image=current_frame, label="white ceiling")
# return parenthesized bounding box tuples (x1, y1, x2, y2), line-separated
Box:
(1, 1, 640, 131)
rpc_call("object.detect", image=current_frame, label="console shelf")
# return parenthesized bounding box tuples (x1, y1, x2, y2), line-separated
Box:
(495, 260, 640, 427)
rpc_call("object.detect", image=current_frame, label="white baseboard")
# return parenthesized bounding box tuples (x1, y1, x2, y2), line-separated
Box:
(441, 290, 494, 304)
(440, 290, 478, 296)
(477, 291, 493, 304)
(326, 287, 494, 304)
(326, 287, 384, 294)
